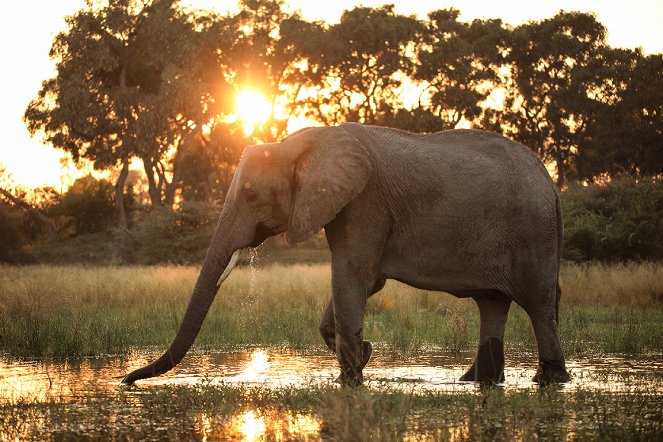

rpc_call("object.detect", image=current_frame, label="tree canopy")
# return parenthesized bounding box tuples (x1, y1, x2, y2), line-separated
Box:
(24, 0, 663, 214)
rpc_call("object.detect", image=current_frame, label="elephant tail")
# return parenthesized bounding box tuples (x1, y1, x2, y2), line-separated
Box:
(555, 191, 563, 324)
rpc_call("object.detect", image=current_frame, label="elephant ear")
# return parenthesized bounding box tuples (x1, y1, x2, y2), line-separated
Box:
(286, 126, 373, 244)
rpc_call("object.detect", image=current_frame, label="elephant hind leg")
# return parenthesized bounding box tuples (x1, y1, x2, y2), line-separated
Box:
(460, 293, 511, 384)
(528, 309, 571, 384)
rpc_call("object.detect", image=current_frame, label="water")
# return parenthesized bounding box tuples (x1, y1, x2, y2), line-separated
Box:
(1, 347, 661, 440)
(2, 347, 661, 402)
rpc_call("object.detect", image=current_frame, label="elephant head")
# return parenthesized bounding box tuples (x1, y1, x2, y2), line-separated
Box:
(121, 125, 373, 384)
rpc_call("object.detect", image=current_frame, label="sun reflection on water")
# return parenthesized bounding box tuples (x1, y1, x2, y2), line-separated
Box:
(236, 350, 271, 382)
(238, 409, 266, 441)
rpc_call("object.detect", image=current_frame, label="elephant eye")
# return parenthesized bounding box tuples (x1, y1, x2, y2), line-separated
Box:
(245, 189, 259, 205)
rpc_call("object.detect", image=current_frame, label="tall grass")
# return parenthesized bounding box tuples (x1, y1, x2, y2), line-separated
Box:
(0, 262, 662, 357)
(2, 383, 662, 440)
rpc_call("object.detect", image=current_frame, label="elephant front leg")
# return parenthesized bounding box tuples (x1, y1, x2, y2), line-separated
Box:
(320, 298, 374, 371)
(331, 275, 373, 387)
(460, 294, 511, 384)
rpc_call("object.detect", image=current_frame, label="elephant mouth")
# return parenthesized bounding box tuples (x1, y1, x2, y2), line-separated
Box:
(250, 223, 276, 247)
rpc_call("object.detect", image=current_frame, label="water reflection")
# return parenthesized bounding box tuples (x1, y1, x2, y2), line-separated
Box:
(1, 348, 661, 440)
(1, 347, 662, 402)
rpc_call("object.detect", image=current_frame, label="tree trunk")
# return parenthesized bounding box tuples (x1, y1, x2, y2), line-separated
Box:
(555, 147, 566, 189)
(115, 158, 130, 232)
(0, 188, 58, 241)
(113, 158, 131, 261)
(164, 126, 200, 208)
(142, 156, 162, 207)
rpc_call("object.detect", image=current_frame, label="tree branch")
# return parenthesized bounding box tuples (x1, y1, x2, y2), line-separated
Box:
(0, 188, 58, 242)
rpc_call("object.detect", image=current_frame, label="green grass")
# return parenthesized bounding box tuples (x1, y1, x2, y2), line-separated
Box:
(0, 262, 662, 358)
(1, 382, 661, 440)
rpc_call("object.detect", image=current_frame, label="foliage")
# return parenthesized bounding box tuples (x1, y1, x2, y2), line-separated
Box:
(126, 200, 219, 263)
(502, 11, 608, 187)
(24, 0, 229, 207)
(562, 177, 663, 261)
(20, 1, 663, 264)
(49, 175, 115, 235)
(415, 8, 507, 130)
(286, 5, 425, 126)
(0, 202, 34, 262)
(575, 52, 663, 180)
(178, 121, 248, 203)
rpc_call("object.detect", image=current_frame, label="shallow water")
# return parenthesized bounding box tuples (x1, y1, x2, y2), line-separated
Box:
(2, 347, 662, 440)
(1, 346, 661, 402)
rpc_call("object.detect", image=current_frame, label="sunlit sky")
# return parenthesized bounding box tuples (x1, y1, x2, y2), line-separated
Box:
(1, 0, 661, 189)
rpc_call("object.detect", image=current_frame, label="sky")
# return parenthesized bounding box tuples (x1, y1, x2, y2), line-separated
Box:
(1, 0, 662, 190)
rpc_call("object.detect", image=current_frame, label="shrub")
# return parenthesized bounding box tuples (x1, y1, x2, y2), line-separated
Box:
(0, 201, 39, 263)
(561, 177, 663, 261)
(50, 175, 115, 234)
(128, 201, 219, 264)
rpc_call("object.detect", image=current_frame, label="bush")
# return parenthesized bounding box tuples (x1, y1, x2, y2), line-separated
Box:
(561, 177, 663, 262)
(127, 201, 220, 264)
(0, 201, 39, 263)
(50, 175, 115, 234)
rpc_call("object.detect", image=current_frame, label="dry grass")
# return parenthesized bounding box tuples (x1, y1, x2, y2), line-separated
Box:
(560, 261, 663, 306)
(0, 261, 661, 357)
(2, 261, 660, 314)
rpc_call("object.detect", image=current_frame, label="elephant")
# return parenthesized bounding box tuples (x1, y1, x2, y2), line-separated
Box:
(121, 123, 571, 386)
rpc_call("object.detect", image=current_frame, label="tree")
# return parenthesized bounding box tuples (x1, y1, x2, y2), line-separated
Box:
(24, 0, 229, 214)
(0, 166, 58, 242)
(177, 121, 248, 203)
(415, 9, 508, 131)
(288, 5, 424, 126)
(575, 51, 663, 179)
(215, 0, 309, 142)
(503, 11, 607, 187)
(49, 175, 116, 234)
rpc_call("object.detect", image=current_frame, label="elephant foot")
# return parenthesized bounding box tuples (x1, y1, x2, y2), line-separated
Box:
(335, 340, 372, 386)
(532, 359, 571, 384)
(459, 337, 505, 384)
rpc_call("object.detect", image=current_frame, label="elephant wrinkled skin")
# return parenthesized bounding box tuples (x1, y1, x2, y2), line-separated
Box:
(121, 123, 571, 386)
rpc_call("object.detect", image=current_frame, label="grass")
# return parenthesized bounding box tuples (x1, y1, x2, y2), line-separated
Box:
(1, 382, 661, 440)
(1, 261, 662, 440)
(0, 261, 662, 358)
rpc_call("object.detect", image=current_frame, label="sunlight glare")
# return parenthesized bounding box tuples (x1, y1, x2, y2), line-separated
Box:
(235, 350, 271, 382)
(240, 410, 266, 441)
(235, 89, 272, 135)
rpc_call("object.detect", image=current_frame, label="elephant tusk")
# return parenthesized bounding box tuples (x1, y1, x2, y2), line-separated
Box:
(217, 249, 241, 286)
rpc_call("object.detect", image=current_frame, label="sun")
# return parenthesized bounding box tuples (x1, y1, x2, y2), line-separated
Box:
(235, 89, 272, 135)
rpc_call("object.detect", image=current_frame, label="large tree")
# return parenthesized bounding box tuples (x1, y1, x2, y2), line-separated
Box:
(217, 0, 310, 142)
(414, 8, 508, 131)
(502, 11, 608, 187)
(575, 51, 663, 179)
(24, 0, 229, 214)
(287, 5, 424, 126)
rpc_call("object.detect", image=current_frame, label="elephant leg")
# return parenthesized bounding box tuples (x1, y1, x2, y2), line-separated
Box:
(331, 270, 379, 387)
(460, 293, 511, 384)
(527, 304, 571, 384)
(320, 278, 385, 364)
(319, 299, 337, 353)
(320, 299, 373, 370)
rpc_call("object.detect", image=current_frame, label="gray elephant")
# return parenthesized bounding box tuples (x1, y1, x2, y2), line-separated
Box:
(122, 123, 571, 386)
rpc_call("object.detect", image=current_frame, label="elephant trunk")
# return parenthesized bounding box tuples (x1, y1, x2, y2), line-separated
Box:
(121, 213, 242, 385)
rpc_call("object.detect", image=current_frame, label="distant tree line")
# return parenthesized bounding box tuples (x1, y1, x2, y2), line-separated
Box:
(1, 0, 661, 263)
